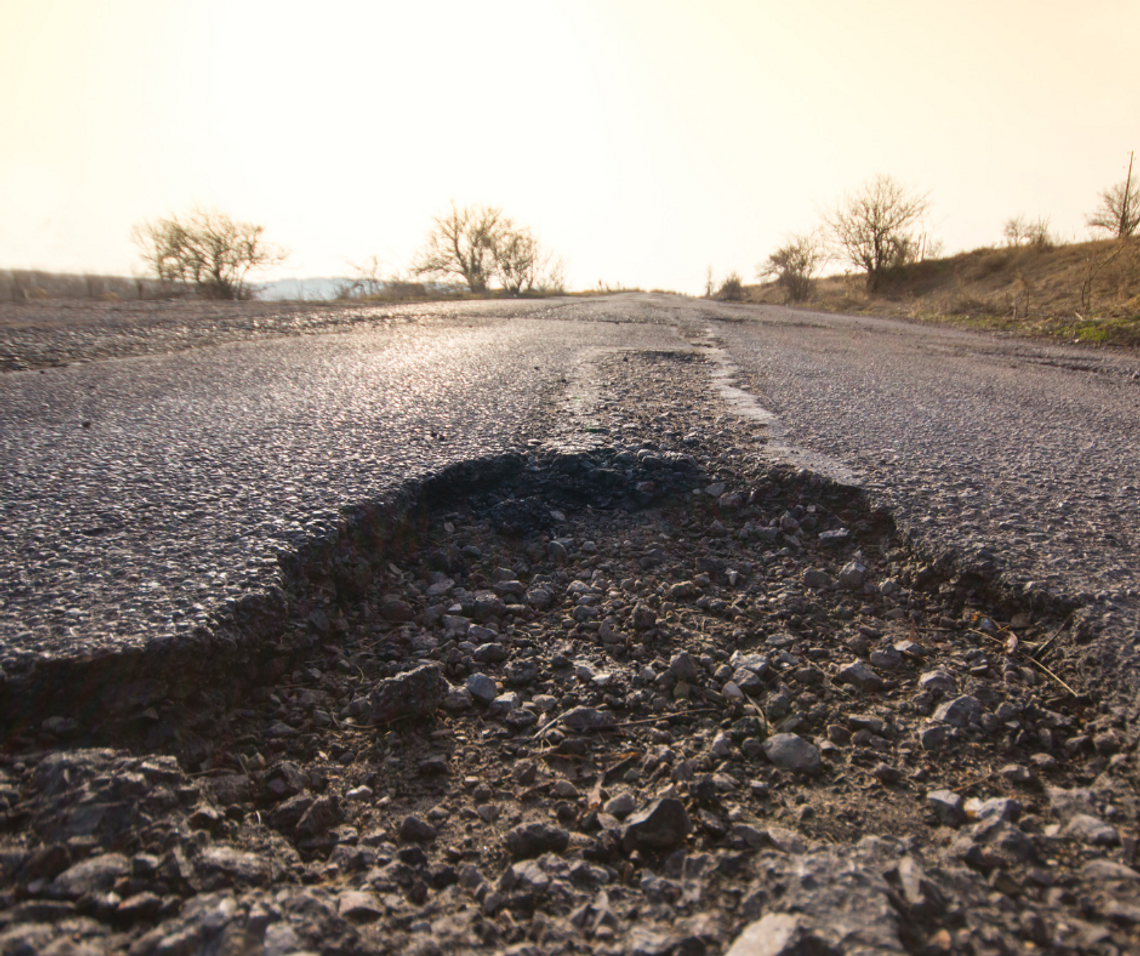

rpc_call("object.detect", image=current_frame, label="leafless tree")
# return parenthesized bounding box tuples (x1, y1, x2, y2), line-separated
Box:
(413, 202, 506, 292)
(759, 231, 828, 303)
(1003, 215, 1053, 249)
(493, 226, 541, 294)
(1002, 215, 1029, 247)
(337, 255, 387, 298)
(1087, 154, 1138, 238)
(132, 208, 286, 300)
(825, 175, 930, 291)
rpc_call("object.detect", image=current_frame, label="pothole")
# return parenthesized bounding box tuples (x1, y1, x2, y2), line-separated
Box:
(0, 350, 1135, 956)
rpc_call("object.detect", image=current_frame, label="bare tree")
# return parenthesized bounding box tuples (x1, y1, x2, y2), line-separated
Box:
(536, 256, 567, 295)
(825, 175, 930, 291)
(337, 255, 387, 298)
(1003, 215, 1029, 247)
(413, 202, 505, 292)
(493, 226, 541, 294)
(132, 208, 286, 300)
(759, 231, 828, 303)
(1003, 215, 1053, 249)
(1087, 153, 1138, 238)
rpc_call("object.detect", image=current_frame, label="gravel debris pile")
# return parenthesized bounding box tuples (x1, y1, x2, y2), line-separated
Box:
(1, 350, 1138, 954)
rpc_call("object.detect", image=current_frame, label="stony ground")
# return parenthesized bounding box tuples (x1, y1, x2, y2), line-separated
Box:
(2, 347, 1139, 955)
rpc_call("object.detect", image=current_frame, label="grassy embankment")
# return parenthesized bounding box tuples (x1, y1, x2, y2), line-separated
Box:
(745, 238, 1140, 347)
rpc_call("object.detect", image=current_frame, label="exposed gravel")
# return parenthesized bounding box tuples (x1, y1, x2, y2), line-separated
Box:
(2, 297, 1140, 954)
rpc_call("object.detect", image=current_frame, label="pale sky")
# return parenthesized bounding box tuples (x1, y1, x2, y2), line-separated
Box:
(2, 0, 1137, 294)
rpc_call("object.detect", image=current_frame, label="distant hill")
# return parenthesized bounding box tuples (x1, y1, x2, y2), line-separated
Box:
(256, 278, 347, 301)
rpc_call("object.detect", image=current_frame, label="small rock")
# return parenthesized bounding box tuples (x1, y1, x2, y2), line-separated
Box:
(762, 734, 821, 776)
(345, 785, 374, 802)
(968, 797, 1021, 822)
(489, 692, 521, 716)
(622, 798, 692, 852)
(766, 827, 807, 853)
(1000, 763, 1033, 784)
(339, 890, 384, 922)
(872, 764, 901, 784)
(552, 780, 580, 799)
(933, 695, 983, 729)
(505, 823, 569, 859)
(918, 721, 953, 751)
(604, 793, 637, 818)
(726, 911, 829, 956)
(848, 713, 885, 735)
(802, 569, 831, 589)
(918, 670, 956, 696)
(710, 734, 733, 758)
(398, 816, 437, 843)
(927, 790, 967, 827)
(370, 664, 448, 724)
(869, 646, 902, 670)
(379, 596, 415, 622)
(1093, 729, 1122, 754)
(1064, 814, 1120, 846)
(562, 707, 616, 733)
(669, 651, 700, 682)
(525, 588, 553, 609)
(632, 605, 657, 629)
(826, 724, 851, 745)
(837, 660, 884, 691)
(838, 561, 866, 589)
(1080, 859, 1140, 882)
(296, 795, 343, 839)
(49, 854, 130, 900)
(473, 643, 509, 664)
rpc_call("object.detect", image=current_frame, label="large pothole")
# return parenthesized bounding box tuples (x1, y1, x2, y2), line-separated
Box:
(0, 349, 1136, 956)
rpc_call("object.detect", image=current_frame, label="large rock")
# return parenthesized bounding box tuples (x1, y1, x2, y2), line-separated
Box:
(369, 663, 448, 724)
(622, 798, 692, 852)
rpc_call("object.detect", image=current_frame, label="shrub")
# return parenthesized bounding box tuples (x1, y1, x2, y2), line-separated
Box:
(717, 272, 744, 301)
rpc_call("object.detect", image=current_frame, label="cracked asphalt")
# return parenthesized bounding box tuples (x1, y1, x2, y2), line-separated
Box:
(1, 294, 1138, 702)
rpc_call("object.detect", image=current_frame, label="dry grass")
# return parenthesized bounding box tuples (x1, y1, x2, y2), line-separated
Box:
(0, 269, 172, 302)
(745, 238, 1140, 347)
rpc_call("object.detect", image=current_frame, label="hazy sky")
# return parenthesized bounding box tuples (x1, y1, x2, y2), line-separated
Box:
(3, 0, 1137, 294)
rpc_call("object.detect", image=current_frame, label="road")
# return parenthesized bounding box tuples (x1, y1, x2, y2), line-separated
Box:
(2, 294, 1138, 696)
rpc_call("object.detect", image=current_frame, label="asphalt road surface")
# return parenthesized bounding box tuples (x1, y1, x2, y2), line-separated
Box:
(2, 294, 1138, 698)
